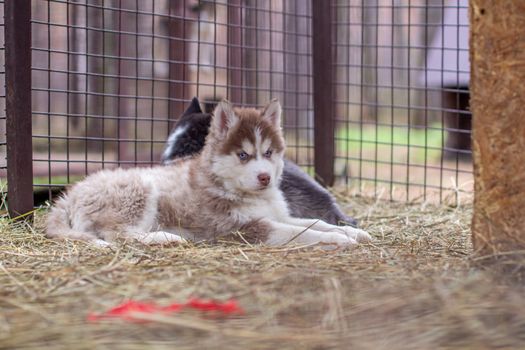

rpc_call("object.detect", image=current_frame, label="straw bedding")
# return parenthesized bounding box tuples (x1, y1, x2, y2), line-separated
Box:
(1, 191, 524, 349)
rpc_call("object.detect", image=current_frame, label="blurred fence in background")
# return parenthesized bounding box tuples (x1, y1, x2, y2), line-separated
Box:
(333, 0, 471, 202)
(0, 0, 472, 216)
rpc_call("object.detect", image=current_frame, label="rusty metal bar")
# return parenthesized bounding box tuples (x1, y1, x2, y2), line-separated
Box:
(311, 0, 334, 186)
(116, 1, 134, 166)
(5, 0, 34, 218)
(244, 0, 257, 105)
(69, 2, 81, 130)
(227, 0, 243, 104)
(168, 1, 190, 126)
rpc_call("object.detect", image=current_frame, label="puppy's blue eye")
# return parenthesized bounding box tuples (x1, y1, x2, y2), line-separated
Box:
(264, 149, 273, 158)
(238, 151, 249, 161)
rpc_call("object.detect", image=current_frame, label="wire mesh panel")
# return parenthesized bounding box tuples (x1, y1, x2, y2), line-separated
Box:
(24, 0, 314, 205)
(1, 0, 473, 212)
(30, 0, 182, 200)
(333, 0, 471, 202)
(188, 0, 314, 168)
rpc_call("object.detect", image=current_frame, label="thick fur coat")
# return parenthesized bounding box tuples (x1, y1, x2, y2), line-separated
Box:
(46, 100, 370, 247)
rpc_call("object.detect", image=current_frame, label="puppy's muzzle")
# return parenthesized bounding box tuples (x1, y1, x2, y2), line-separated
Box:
(257, 173, 271, 187)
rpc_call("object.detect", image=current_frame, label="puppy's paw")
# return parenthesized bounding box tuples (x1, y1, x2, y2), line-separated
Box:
(318, 232, 358, 250)
(92, 239, 113, 248)
(340, 227, 373, 243)
(136, 231, 187, 245)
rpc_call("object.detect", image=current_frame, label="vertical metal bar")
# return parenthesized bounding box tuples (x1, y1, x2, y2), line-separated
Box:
(293, 0, 299, 162)
(213, 2, 218, 102)
(117, 0, 134, 165)
(254, 2, 259, 107)
(84, 1, 89, 174)
(311, 0, 334, 186)
(69, 2, 81, 131)
(101, 1, 106, 169)
(5, 0, 33, 218)
(195, 1, 201, 98)
(67, 1, 71, 181)
(244, 0, 257, 105)
(423, 0, 429, 201)
(227, 0, 242, 104)
(358, 5, 365, 189)
(454, 1, 461, 205)
(87, 0, 103, 159)
(374, 2, 379, 197)
(389, 0, 395, 201)
(168, 1, 188, 126)
(345, 2, 351, 187)
(268, 1, 273, 105)
(134, 0, 139, 166)
(406, 0, 412, 202)
(116, 0, 123, 165)
(47, 1, 52, 197)
(150, 0, 155, 163)
(306, 0, 313, 171)
(439, 1, 445, 202)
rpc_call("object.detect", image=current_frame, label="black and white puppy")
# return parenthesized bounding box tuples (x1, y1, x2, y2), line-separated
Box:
(161, 97, 358, 227)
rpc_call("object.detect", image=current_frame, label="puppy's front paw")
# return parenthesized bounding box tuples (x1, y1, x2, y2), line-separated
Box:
(92, 239, 113, 248)
(318, 232, 358, 250)
(340, 227, 373, 243)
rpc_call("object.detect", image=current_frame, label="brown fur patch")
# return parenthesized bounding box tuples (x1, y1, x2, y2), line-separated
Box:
(159, 160, 241, 236)
(220, 108, 284, 155)
(238, 220, 271, 244)
(156, 196, 181, 228)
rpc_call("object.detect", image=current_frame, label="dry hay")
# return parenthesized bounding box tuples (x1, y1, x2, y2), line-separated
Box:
(1, 192, 524, 350)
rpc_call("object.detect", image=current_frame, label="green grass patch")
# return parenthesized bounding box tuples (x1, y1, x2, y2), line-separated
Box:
(1, 176, 83, 188)
(336, 123, 444, 162)
(32, 176, 84, 186)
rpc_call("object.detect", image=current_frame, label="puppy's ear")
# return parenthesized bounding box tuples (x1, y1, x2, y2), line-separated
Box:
(183, 97, 203, 116)
(212, 100, 238, 135)
(262, 99, 282, 128)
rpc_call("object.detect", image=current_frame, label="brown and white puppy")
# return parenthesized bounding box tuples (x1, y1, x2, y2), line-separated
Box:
(161, 97, 359, 227)
(46, 100, 371, 247)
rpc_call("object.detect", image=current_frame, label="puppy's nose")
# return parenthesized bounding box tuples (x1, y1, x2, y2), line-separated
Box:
(257, 173, 271, 186)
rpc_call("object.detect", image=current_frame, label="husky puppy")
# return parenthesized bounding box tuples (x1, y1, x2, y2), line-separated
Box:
(46, 100, 371, 247)
(162, 97, 358, 227)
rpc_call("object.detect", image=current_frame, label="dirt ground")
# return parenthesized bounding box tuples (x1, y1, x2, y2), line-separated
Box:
(1, 193, 524, 350)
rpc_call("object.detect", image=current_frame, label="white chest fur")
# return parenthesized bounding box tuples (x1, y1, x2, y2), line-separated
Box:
(231, 187, 290, 223)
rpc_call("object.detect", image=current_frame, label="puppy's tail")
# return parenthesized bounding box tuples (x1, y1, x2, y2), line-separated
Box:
(45, 196, 98, 242)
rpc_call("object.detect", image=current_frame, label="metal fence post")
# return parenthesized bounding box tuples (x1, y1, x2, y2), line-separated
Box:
(168, 1, 190, 127)
(5, 0, 34, 218)
(312, 0, 335, 186)
(227, 0, 243, 104)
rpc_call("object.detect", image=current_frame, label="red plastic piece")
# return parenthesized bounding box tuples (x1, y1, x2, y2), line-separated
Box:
(87, 298, 243, 322)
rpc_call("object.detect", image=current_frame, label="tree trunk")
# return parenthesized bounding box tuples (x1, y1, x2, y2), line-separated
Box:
(470, 1, 525, 264)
